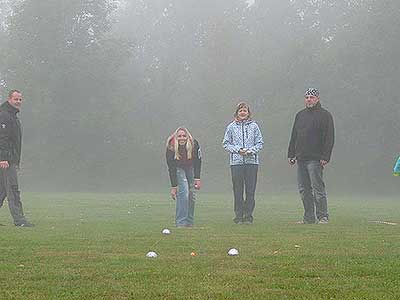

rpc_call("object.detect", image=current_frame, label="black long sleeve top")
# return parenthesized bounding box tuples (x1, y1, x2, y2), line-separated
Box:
(288, 102, 334, 162)
(166, 139, 201, 187)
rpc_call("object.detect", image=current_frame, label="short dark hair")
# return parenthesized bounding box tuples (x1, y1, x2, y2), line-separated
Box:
(8, 89, 22, 98)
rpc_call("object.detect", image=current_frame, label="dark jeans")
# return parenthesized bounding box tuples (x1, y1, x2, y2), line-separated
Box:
(297, 160, 328, 223)
(231, 164, 258, 222)
(0, 164, 27, 225)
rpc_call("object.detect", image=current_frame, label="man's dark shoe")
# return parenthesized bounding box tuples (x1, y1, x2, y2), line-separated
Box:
(15, 221, 35, 227)
(233, 217, 243, 224)
(243, 217, 253, 225)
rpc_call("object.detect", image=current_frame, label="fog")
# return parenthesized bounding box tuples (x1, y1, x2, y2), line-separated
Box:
(0, 0, 398, 194)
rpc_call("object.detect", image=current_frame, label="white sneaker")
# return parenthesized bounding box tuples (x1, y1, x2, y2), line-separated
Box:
(318, 217, 329, 224)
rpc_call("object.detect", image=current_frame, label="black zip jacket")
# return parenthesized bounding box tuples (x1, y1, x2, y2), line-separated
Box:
(166, 139, 201, 187)
(288, 102, 334, 162)
(0, 101, 22, 165)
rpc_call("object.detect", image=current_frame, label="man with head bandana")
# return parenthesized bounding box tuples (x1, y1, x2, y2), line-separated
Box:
(287, 88, 334, 224)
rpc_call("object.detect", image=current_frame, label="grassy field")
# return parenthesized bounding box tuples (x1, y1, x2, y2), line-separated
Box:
(0, 192, 400, 300)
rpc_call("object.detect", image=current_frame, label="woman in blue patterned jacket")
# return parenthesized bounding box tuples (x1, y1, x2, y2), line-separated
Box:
(223, 102, 264, 224)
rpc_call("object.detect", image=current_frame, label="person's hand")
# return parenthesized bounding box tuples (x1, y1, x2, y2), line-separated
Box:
(170, 187, 177, 200)
(0, 161, 9, 169)
(288, 158, 296, 165)
(194, 179, 201, 190)
(320, 160, 328, 167)
(239, 148, 248, 156)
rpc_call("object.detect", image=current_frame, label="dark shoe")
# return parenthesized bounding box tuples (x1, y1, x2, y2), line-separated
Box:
(15, 221, 35, 227)
(233, 217, 243, 224)
(243, 216, 253, 224)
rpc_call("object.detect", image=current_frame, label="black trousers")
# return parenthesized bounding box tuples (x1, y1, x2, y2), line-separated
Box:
(230, 164, 258, 222)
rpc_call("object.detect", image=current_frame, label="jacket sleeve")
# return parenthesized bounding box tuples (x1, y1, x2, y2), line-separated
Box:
(321, 112, 335, 162)
(394, 156, 400, 174)
(248, 123, 264, 154)
(287, 114, 298, 159)
(193, 140, 202, 179)
(0, 112, 11, 162)
(222, 124, 241, 153)
(166, 149, 178, 187)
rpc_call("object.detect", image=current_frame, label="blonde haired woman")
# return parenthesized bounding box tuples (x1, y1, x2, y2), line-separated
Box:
(166, 127, 202, 227)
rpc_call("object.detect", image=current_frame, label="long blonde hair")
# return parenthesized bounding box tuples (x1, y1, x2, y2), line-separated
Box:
(166, 127, 194, 160)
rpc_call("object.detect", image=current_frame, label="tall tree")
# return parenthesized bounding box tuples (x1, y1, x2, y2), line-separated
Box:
(2, 0, 132, 189)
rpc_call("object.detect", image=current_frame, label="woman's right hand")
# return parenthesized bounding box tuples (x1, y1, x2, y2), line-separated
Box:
(239, 148, 247, 156)
(170, 187, 177, 200)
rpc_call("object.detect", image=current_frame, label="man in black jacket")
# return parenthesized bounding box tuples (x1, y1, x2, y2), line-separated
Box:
(0, 90, 34, 227)
(288, 88, 334, 224)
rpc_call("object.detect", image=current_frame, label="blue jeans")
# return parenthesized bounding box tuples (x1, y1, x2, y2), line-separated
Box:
(176, 167, 196, 226)
(297, 160, 328, 223)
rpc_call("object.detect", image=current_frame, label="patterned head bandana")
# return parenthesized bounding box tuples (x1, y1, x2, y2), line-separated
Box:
(304, 88, 320, 97)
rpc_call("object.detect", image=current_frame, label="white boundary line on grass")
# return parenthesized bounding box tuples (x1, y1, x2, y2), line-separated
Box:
(369, 220, 398, 226)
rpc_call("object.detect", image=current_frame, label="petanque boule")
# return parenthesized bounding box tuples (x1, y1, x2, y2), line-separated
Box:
(227, 248, 239, 256)
(161, 228, 171, 235)
(146, 251, 158, 258)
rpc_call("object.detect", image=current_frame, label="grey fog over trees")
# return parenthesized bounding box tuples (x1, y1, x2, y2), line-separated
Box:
(0, 0, 398, 193)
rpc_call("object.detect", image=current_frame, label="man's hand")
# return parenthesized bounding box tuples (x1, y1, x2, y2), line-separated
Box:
(288, 158, 296, 165)
(194, 179, 201, 190)
(320, 160, 328, 167)
(170, 187, 177, 200)
(0, 161, 9, 169)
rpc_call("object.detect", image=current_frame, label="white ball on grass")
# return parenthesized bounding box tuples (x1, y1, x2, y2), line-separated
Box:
(227, 248, 239, 256)
(146, 251, 158, 258)
(161, 228, 171, 235)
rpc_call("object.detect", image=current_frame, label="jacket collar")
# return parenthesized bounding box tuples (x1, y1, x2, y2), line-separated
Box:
(0, 101, 19, 114)
(234, 118, 253, 125)
(307, 101, 321, 111)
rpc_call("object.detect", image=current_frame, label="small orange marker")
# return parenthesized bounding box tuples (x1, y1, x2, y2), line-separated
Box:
(190, 251, 196, 257)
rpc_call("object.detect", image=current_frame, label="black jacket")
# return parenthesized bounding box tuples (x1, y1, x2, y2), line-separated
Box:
(166, 139, 201, 187)
(0, 101, 22, 165)
(288, 102, 334, 162)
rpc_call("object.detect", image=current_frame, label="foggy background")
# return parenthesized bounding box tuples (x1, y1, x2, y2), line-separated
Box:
(0, 0, 398, 194)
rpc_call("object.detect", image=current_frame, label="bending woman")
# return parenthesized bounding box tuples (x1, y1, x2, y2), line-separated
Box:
(166, 127, 202, 227)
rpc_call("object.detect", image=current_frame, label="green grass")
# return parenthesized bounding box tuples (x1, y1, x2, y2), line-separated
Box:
(1, 192, 400, 299)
